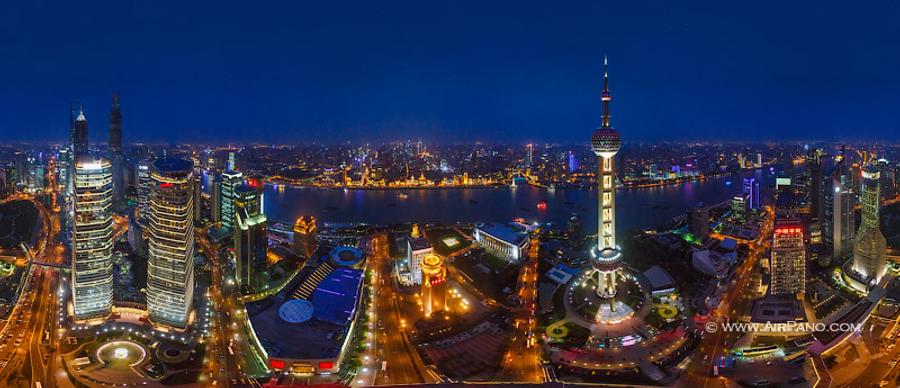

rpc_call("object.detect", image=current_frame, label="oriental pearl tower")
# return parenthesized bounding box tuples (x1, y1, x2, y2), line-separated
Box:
(589, 57, 623, 298)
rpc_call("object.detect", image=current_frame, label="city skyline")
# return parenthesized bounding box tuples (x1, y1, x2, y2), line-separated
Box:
(3, 1, 900, 144)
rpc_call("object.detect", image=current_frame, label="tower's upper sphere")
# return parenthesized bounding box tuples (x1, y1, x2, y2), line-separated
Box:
(591, 127, 621, 158)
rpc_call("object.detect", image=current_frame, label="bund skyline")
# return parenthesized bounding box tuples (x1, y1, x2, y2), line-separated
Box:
(3, 1, 900, 144)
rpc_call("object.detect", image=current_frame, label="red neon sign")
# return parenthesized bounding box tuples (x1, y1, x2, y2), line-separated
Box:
(270, 359, 286, 369)
(159, 183, 174, 188)
(318, 361, 334, 370)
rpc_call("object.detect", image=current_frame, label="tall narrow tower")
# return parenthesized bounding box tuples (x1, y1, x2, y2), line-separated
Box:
(73, 111, 89, 156)
(589, 57, 623, 298)
(852, 165, 887, 285)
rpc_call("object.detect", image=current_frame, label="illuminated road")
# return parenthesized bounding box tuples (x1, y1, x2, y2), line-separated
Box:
(676, 206, 774, 388)
(369, 234, 431, 385)
(496, 236, 542, 383)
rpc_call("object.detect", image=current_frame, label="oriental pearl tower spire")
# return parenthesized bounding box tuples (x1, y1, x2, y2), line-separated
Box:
(589, 57, 623, 298)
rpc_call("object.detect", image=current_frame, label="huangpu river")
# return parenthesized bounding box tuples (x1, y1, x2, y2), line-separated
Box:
(262, 169, 775, 234)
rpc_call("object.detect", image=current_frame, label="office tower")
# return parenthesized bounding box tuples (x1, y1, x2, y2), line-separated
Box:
(210, 174, 222, 223)
(690, 204, 710, 242)
(421, 254, 446, 318)
(72, 154, 114, 321)
(193, 172, 202, 224)
(731, 194, 748, 222)
(234, 184, 267, 295)
(526, 144, 534, 166)
(293, 216, 317, 258)
(108, 93, 125, 203)
(823, 155, 855, 262)
(770, 220, 806, 297)
(407, 224, 432, 286)
(756, 152, 763, 167)
(807, 148, 824, 226)
(136, 158, 153, 220)
(221, 170, 243, 229)
(227, 151, 236, 172)
(73, 111, 89, 156)
(147, 158, 195, 329)
(852, 165, 887, 284)
(588, 57, 623, 298)
(743, 177, 761, 210)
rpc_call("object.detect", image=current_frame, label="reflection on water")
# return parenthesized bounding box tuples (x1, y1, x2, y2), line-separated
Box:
(264, 170, 773, 234)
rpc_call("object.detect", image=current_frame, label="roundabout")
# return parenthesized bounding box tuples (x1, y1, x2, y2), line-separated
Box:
(96, 340, 147, 368)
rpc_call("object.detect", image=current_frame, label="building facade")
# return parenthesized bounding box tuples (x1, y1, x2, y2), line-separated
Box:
(147, 158, 196, 329)
(852, 165, 887, 285)
(769, 220, 806, 297)
(72, 155, 114, 321)
(293, 216, 317, 258)
(221, 170, 243, 229)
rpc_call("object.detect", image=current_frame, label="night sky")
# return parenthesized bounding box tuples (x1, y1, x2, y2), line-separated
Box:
(2, 1, 899, 144)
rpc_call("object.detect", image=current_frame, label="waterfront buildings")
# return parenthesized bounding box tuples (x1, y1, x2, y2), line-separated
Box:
(852, 165, 887, 285)
(588, 57, 623, 298)
(769, 220, 806, 297)
(221, 170, 243, 229)
(293, 215, 317, 258)
(474, 224, 530, 262)
(146, 158, 195, 329)
(72, 154, 114, 321)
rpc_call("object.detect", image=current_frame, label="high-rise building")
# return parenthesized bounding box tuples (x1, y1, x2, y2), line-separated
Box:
(235, 193, 267, 295)
(210, 174, 222, 223)
(72, 154, 114, 321)
(588, 57, 623, 298)
(690, 204, 710, 242)
(193, 172, 202, 224)
(743, 177, 761, 210)
(807, 148, 824, 226)
(407, 225, 433, 286)
(293, 216, 317, 258)
(221, 170, 243, 229)
(731, 194, 748, 222)
(852, 165, 887, 285)
(769, 220, 806, 297)
(108, 93, 125, 204)
(147, 158, 195, 329)
(73, 111, 89, 156)
(136, 158, 153, 220)
(823, 155, 855, 263)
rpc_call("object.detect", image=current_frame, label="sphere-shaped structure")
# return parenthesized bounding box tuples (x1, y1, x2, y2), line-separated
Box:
(591, 128, 621, 158)
(591, 247, 623, 272)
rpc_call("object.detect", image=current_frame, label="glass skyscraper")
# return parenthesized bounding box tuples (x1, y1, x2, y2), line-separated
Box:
(72, 154, 114, 321)
(147, 158, 195, 329)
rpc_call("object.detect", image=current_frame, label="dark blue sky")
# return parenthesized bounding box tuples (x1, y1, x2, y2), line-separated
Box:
(2, 1, 899, 144)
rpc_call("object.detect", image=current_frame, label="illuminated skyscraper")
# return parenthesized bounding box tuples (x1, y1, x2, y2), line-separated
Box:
(235, 183, 267, 295)
(769, 220, 806, 296)
(147, 158, 195, 329)
(293, 216, 317, 258)
(73, 110, 89, 156)
(221, 170, 243, 229)
(852, 165, 887, 285)
(210, 174, 222, 223)
(823, 152, 854, 262)
(136, 158, 153, 220)
(72, 154, 114, 321)
(588, 57, 623, 298)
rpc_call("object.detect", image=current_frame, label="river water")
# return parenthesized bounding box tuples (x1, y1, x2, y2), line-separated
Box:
(263, 170, 774, 233)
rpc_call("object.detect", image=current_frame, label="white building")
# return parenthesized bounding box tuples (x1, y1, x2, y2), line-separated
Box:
(474, 224, 529, 262)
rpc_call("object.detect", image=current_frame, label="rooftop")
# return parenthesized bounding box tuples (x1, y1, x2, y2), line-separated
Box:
(478, 224, 528, 246)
